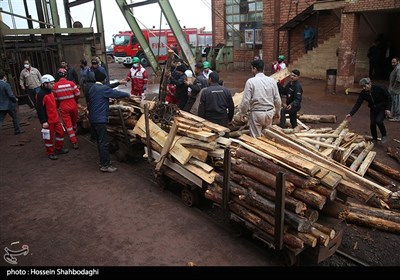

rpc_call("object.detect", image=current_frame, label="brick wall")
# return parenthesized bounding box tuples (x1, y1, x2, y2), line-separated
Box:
(344, 0, 400, 13)
(212, 0, 225, 46)
(233, 48, 257, 70)
(337, 13, 361, 89)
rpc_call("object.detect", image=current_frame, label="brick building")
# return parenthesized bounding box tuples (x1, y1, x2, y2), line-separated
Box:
(211, 0, 400, 91)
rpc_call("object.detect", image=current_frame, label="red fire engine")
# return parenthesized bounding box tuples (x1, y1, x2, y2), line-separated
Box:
(113, 28, 212, 68)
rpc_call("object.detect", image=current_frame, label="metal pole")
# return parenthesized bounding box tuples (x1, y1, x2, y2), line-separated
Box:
(144, 103, 153, 163)
(274, 171, 285, 250)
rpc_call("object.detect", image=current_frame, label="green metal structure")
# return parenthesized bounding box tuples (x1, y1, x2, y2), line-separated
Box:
(115, 0, 162, 75)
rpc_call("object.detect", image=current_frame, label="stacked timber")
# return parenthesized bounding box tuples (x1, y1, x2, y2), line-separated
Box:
(259, 124, 400, 232)
(133, 108, 231, 186)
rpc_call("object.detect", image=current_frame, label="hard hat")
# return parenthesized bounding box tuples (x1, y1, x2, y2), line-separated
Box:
(184, 70, 193, 78)
(278, 55, 285, 60)
(133, 57, 140, 63)
(203, 61, 210, 69)
(41, 74, 55, 84)
(57, 68, 67, 77)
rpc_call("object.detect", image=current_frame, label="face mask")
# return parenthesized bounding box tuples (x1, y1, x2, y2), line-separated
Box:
(133, 63, 139, 68)
(24, 64, 30, 69)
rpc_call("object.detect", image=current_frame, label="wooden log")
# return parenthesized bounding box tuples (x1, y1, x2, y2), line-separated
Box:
(230, 138, 310, 178)
(345, 212, 400, 234)
(228, 129, 250, 138)
(155, 120, 179, 171)
(233, 147, 319, 189)
(179, 110, 230, 135)
(148, 148, 203, 187)
(290, 231, 318, 248)
(231, 158, 295, 194)
(370, 159, 400, 183)
(336, 180, 377, 204)
(346, 201, 400, 224)
(366, 168, 397, 188)
(310, 184, 337, 201)
(239, 134, 321, 176)
(357, 151, 376, 176)
(387, 146, 400, 163)
(295, 133, 339, 138)
(229, 202, 304, 249)
(291, 188, 327, 210)
(299, 137, 346, 151)
(173, 116, 204, 128)
(350, 142, 374, 171)
(303, 209, 319, 223)
(177, 127, 219, 142)
(313, 222, 336, 239)
(319, 171, 342, 189)
(134, 115, 192, 165)
(228, 173, 306, 214)
(189, 158, 213, 173)
(231, 196, 286, 230)
(186, 148, 208, 162)
(183, 163, 217, 184)
(216, 137, 232, 147)
(239, 190, 312, 232)
(321, 200, 349, 220)
(309, 227, 330, 247)
(177, 122, 203, 132)
(204, 189, 222, 204)
(265, 127, 392, 200)
(298, 114, 337, 123)
(177, 136, 217, 151)
(341, 141, 366, 164)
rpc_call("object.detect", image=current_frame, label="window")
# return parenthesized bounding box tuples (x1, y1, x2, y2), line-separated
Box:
(225, 0, 263, 47)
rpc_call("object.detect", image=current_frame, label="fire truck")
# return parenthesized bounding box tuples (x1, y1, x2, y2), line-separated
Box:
(113, 28, 212, 68)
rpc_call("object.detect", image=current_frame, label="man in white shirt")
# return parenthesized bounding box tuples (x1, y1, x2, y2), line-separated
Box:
(239, 60, 281, 137)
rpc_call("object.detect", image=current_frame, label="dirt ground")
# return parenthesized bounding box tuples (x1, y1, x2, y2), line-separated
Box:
(1, 63, 399, 269)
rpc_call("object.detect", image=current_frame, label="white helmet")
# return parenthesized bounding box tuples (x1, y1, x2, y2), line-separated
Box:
(184, 70, 193, 78)
(41, 74, 55, 84)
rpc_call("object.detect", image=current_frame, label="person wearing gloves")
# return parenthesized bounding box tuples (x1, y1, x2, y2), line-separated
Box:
(125, 56, 148, 97)
(36, 74, 69, 160)
(346, 77, 392, 144)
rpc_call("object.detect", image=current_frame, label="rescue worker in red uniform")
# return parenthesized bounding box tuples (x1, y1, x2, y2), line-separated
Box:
(53, 68, 80, 149)
(36, 74, 69, 160)
(125, 57, 148, 97)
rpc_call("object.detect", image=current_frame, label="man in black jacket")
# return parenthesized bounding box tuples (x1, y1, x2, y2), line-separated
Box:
(346, 77, 392, 144)
(280, 69, 303, 130)
(198, 71, 234, 127)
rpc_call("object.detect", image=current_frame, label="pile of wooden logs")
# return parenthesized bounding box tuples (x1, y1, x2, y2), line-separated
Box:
(204, 130, 399, 251)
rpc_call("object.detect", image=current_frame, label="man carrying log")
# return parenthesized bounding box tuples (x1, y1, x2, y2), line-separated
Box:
(238, 59, 281, 137)
(279, 69, 303, 131)
(346, 77, 392, 145)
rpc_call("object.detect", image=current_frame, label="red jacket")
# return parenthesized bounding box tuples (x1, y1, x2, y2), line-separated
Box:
(126, 65, 148, 96)
(36, 87, 59, 124)
(53, 78, 80, 109)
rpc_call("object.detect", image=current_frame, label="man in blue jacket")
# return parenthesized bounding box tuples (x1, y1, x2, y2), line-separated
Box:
(0, 71, 24, 135)
(87, 70, 130, 172)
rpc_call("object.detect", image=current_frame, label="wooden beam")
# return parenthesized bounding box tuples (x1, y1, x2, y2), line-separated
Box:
(155, 120, 179, 171)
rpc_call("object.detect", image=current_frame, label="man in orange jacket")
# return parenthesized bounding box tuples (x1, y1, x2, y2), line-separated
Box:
(36, 74, 69, 160)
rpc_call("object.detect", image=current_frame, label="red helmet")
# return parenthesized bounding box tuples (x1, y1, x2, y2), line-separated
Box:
(57, 68, 67, 77)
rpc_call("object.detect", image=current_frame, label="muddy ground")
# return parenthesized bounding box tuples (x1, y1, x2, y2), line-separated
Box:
(0, 63, 399, 269)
